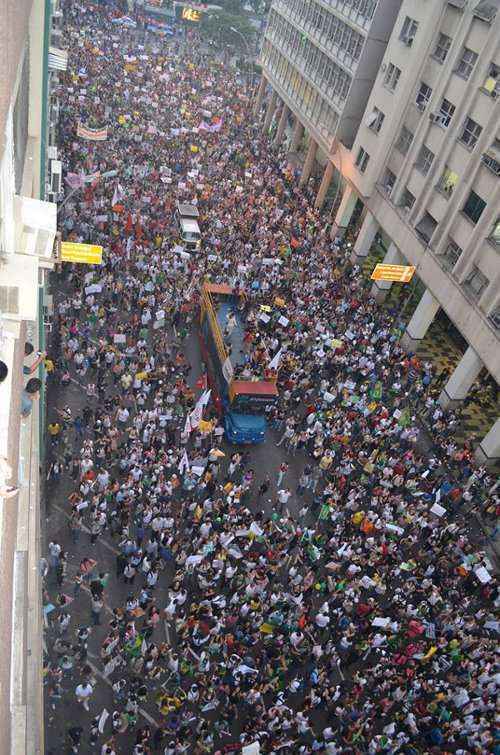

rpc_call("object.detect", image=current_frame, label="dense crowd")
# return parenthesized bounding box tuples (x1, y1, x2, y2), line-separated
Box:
(43, 2, 499, 754)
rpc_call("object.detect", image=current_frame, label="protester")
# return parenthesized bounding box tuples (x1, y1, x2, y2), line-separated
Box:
(43, 1, 499, 753)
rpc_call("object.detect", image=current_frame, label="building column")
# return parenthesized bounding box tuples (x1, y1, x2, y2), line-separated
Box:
(273, 104, 289, 148)
(289, 118, 304, 152)
(332, 184, 357, 237)
(262, 89, 278, 134)
(351, 212, 379, 264)
(315, 160, 334, 210)
(253, 75, 266, 116)
(299, 138, 317, 187)
(370, 243, 405, 303)
(400, 289, 440, 352)
(439, 346, 483, 409)
(475, 418, 500, 466)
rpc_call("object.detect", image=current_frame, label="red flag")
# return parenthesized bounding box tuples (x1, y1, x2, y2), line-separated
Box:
(195, 374, 208, 390)
(125, 213, 133, 234)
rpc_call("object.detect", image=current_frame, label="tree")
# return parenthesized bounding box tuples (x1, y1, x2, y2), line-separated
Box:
(201, 10, 256, 50)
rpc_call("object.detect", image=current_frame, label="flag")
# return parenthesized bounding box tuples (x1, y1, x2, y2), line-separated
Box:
(65, 172, 85, 190)
(190, 389, 211, 428)
(178, 449, 190, 475)
(268, 347, 283, 371)
(196, 374, 208, 390)
(112, 182, 124, 207)
(183, 413, 192, 435)
(98, 708, 109, 733)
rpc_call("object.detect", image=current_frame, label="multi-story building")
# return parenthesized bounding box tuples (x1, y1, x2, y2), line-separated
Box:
(0, 0, 61, 749)
(257, 0, 500, 466)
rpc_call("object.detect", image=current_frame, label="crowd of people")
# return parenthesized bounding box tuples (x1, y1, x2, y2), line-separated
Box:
(43, 1, 499, 754)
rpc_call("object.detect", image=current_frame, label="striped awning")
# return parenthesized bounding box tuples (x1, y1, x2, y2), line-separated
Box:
(48, 46, 68, 71)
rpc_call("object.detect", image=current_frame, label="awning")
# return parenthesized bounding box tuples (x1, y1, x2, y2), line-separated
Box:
(48, 46, 68, 71)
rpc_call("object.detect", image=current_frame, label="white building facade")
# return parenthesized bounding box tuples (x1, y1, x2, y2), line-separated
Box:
(258, 0, 500, 465)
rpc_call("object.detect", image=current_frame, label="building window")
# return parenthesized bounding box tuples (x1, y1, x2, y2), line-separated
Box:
(416, 82, 432, 110)
(436, 166, 459, 197)
(400, 187, 416, 212)
(355, 147, 370, 173)
(381, 168, 396, 196)
(366, 106, 385, 133)
(436, 98, 456, 127)
(463, 266, 489, 299)
(489, 218, 500, 244)
(384, 62, 401, 91)
(433, 32, 452, 63)
(415, 145, 435, 176)
(415, 212, 438, 244)
(439, 239, 462, 271)
(459, 117, 483, 149)
(462, 190, 487, 224)
(482, 62, 500, 97)
(399, 16, 418, 45)
(455, 47, 478, 79)
(395, 126, 414, 155)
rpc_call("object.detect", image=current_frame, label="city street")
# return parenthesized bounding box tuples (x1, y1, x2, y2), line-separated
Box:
(42, 2, 498, 755)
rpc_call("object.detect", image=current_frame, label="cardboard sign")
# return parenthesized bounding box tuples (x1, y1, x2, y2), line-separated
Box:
(61, 242, 103, 265)
(113, 334, 126, 344)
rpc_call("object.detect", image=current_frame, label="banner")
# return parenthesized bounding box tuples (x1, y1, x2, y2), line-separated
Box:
(371, 264, 415, 283)
(61, 242, 103, 265)
(77, 123, 108, 141)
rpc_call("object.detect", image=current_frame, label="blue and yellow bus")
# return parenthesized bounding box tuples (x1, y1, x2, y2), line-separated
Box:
(199, 282, 278, 444)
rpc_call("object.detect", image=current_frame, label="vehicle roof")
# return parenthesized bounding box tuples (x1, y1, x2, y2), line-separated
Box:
(177, 202, 200, 218)
(180, 218, 200, 232)
(232, 380, 278, 397)
(204, 283, 234, 295)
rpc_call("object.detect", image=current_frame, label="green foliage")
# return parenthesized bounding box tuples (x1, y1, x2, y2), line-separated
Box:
(201, 9, 256, 48)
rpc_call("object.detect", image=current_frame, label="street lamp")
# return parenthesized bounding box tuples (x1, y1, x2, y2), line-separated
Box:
(229, 26, 254, 95)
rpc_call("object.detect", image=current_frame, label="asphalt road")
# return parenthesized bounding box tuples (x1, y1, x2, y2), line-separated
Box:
(43, 303, 308, 754)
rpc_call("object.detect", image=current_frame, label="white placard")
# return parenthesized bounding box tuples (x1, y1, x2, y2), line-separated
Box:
(278, 315, 289, 327)
(259, 313, 270, 324)
(372, 617, 390, 627)
(207, 254, 217, 262)
(85, 284, 102, 295)
(114, 334, 126, 344)
(430, 503, 446, 517)
(474, 566, 492, 583)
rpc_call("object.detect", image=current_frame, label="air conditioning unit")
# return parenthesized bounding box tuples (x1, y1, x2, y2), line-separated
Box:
(50, 160, 62, 194)
(416, 100, 426, 111)
(429, 113, 444, 124)
(403, 35, 414, 46)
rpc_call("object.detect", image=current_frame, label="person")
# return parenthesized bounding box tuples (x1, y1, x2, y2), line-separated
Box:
(21, 378, 42, 417)
(75, 681, 93, 711)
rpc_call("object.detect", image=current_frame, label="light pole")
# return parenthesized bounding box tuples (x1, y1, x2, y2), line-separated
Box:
(229, 26, 254, 95)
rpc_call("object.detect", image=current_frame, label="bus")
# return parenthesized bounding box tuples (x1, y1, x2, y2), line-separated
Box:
(199, 282, 278, 444)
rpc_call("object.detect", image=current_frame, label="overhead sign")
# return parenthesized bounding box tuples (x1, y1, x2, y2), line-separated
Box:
(61, 242, 103, 265)
(181, 7, 202, 21)
(371, 264, 415, 283)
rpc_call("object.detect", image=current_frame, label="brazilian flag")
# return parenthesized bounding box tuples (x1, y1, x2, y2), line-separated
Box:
(370, 381, 383, 401)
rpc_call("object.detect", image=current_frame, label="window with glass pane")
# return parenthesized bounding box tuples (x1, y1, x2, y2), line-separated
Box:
(384, 63, 401, 91)
(367, 107, 385, 133)
(489, 219, 500, 244)
(459, 117, 482, 149)
(355, 147, 370, 173)
(401, 187, 415, 211)
(456, 48, 478, 79)
(483, 62, 500, 96)
(463, 266, 489, 299)
(438, 98, 456, 127)
(400, 16, 418, 44)
(462, 190, 486, 224)
(416, 145, 435, 175)
(416, 82, 432, 110)
(437, 167, 458, 197)
(440, 239, 462, 271)
(381, 168, 396, 195)
(395, 126, 414, 155)
(433, 32, 451, 63)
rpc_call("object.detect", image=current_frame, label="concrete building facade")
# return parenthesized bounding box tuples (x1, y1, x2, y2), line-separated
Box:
(0, 0, 59, 750)
(258, 0, 500, 465)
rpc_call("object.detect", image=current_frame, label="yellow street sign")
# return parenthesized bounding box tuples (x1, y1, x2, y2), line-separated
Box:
(61, 242, 103, 265)
(371, 264, 415, 283)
